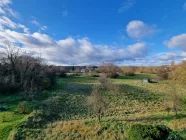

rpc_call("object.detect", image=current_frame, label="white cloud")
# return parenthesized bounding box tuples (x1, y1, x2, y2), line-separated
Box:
(157, 52, 180, 61)
(41, 26, 48, 31)
(0, 1, 148, 65)
(31, 19, 47, 31)
(0, 0, 19, 18)
(0, 16, 29, 33)
(118, 0, 135, 13)
(0, 28, 148, 65)
(164, 34, 186, 51)
(31, 19, 40, 26)
(0, 0, 11, 6)
(126, 20, 155, 38)
(143, 51, 186, 66)
(0, 7, 5, 14)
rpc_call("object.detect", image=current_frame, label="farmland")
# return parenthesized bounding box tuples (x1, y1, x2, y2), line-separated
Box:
(0, 73, 186, 139)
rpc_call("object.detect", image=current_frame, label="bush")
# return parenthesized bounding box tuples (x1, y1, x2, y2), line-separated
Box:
(120, 66, 135, 76)
(156, 69, 168, 80)
(128, 124, 183, 140)
(0, 83, 20, 94)
(17, 101, 33, 114)
(184, 96, 186, 104)
(89, 72, 100, 77)
(124, 71, 135, 76)
(42, 71, 56, 90)
(57, 71, 67, 77)
(106, 73, 119, 78)
(69, 73, 82, 77)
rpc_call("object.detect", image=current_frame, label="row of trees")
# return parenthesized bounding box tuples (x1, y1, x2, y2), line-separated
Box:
(0, 42, 55, 98)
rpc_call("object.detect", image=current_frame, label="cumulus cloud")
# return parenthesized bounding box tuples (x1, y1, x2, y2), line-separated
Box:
(0, 2, 148, 65)
(157, 52, 181, 61)
(0, 28, 148, 65)
(164, 34, 186, 51)
(126, 20, 155, 38)
(143, 51, 186, 66)
(118, 0, 135, 13)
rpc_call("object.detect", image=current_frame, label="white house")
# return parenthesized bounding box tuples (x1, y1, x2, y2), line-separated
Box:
(81, 69, 86, 73)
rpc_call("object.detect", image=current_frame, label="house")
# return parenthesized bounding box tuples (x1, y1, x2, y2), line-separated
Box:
(81, 69, 86, 73)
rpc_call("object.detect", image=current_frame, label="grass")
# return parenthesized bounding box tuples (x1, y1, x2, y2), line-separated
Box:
(1, 73, 186, 139)
(0, 94, 27, 140)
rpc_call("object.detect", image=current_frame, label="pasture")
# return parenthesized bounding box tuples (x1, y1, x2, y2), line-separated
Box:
(0, 73, 186, 139)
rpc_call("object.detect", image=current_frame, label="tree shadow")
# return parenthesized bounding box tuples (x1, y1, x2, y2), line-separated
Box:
(116, 74, 154, 80)
(126, 114, 186, 122)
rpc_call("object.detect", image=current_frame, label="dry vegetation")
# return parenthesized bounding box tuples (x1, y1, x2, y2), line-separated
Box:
(0, 44, 186, 139)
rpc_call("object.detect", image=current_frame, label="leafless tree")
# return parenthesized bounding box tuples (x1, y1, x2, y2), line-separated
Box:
(0, 41, 55, 97)
(88, 85, 108, 121)
(99, 62, 119, 78)
(167, 82, 184, 116)
(3, 42, 20, 85)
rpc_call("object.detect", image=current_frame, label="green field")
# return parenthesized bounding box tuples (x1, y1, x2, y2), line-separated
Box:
(0, 73, 186, 139)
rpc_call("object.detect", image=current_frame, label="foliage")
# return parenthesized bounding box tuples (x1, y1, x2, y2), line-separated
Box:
(99, 62, 119, 78)
(169, 61, 186, 85)
(17, 101, 33, 114)
(128, 124, 183, 140)
(88, 85, 109, 121)
(0, 42, 56, 96)
(1, 73, 186, 139)
(56, 71, 67, 77)
(156, 68, 168, 80)
(120, 66, 135, 76)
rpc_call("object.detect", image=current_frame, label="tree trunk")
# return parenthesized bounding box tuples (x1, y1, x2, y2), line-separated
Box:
(98, 113, 101, 121)
(173, 105, 177, 116)
(98, 108, 101, 121)
(11, 69, 15, 85)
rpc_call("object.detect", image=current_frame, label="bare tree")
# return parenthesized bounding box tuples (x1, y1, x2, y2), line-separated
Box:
(99, 62, 119, 78)
(88, 85, 108, 121)
(167, 82, 183, 116)
(3, 42, 20, 85)
(0, 41, 55, 97)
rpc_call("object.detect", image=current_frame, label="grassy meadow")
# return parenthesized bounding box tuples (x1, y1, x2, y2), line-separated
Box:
(0, 73, 186, 139)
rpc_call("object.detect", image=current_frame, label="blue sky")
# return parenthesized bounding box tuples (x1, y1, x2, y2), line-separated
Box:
(0, 0, 186, 65)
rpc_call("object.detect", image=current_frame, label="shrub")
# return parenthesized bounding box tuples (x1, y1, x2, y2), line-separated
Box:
(106, 73, 119, 78)
(128, 124, 183, 140)
(99, 62, 119, 79)
(124, 71, 135, 76)
(89, 72, 100, 77)
(69, 73, 82, 77)
(99, 76, 112, 90)
(57, 71, 67, 77)
(43, 78, 52, 90)
(156, 69, 168, 80)
(99, 72, 119, 78)
(1, 112, 13, 122)
(42, 71, 56, 90)
(98, 75, 121, 94)
(0, 83, 20, 94)
(88, 85, 108, 121)
(184, 96, 186, 104)
(17, 101, 33, 114)
(120, 66, 135, 76)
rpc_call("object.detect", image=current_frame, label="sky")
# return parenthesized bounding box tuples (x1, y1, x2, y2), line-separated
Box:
(0, 0, 186, 66)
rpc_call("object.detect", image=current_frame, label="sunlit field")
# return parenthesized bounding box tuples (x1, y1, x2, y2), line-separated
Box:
(1, 73, 185, 140)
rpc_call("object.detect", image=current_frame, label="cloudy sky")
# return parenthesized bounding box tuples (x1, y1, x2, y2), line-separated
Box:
(0, 0, 186, 66)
